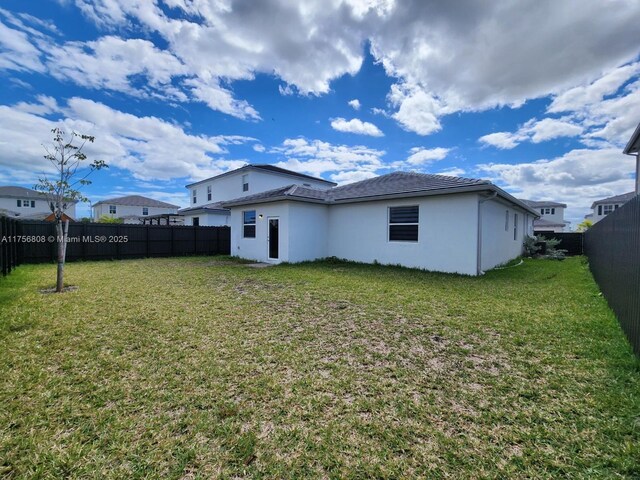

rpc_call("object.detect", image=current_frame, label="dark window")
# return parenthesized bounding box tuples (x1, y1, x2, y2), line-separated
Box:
(192, 190, 197, 204)
(242, 174, 249, 192)
(505, 210, 509, 231)
(142, 207, 149, 215)
(207, 185, 212, 201)
(243, 210, 256, 238)
(551, 208, 555, 215)
(16, 200, 21, 207)
(31, 200, 35, 208)
(540, 208, 544, 214)
(389, 206, 419, 241)
(109, 205, 117, 214)
(598, 205, 602, 216)
(193, 217, 199, 226)
(514, 213, 519, 240)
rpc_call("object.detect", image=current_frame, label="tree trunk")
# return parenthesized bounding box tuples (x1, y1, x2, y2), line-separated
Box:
(55, 220, 69, 292)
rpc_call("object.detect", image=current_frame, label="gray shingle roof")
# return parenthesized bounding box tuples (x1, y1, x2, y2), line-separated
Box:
(178, 201, 229, 214)
(186, 164, 337, 188)
(221, 171, 538, 216)
(94, 195, 179, 209)
(590, 192, 636, 208)
(521, 199, 567, 208)
(0, 186, 79, 203)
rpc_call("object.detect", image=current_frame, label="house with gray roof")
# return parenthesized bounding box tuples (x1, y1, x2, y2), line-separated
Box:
(179, 164, 335, 226)
(520, 199, 570, 233)
(92, 195, 180, 224)
(221, 171, 539, 276)
(0, 186, 77, 219)
(589, 192, 636, 224)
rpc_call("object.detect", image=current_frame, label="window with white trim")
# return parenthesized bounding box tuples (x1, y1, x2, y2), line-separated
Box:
(603, 204, 614, 215)
(16, 199, 21, 207)
(513, 213, 518, 240)
(389, 206, 419, 242)
(30, 200, 35, 208)
(207, 185, 212, 201)
(243, 210, 256, 238)
(505, 210, 509, 231)
(192, 189, 197, 204)
(109, 205, 117, 214)
(242, 174, 249, 192)
(142, 207, 149, 216)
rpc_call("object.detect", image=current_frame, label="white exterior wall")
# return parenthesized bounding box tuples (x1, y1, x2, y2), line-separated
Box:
(182, 211, 229, 226)
(189, 170, 332, 208)
(591, 203, 626, 224)
(327, 194, 479, 275)
(288, 203, 329, 263)
(92, 204, 177, 221)
(480, 198, 532, 272)
(231, 202, 292, 263)
(0, 196, 76, 218)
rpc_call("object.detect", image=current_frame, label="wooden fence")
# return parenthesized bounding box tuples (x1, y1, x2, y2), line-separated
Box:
(0, 220, 230, 275)
(584, 195, 640, 356)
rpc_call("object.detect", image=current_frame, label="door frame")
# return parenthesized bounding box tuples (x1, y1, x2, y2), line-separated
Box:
(267, 216, 280, 261)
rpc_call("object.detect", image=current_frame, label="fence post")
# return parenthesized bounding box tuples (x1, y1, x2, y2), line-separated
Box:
(1, 217, 5, 276)
(146, 225, 150, 258)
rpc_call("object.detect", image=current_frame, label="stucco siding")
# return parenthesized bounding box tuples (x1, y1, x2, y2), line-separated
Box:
(288, 203, 329, 263)
(92, 204, 177, 221)
(0, 197, 76, 218)
(231, 202, 291, 263)
(480, 198, 531, 272)
(182, 212, 229, 226)
(327, 194, 479, 275)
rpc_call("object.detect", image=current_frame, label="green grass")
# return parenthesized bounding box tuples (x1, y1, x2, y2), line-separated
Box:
(0, 256, 638, 479)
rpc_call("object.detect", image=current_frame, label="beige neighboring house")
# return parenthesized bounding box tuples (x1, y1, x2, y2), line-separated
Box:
(0, 186, 77, 219)
(590, 192, 636, 224)
(92, 195, 180, 224)
(520, 200, 570, 233)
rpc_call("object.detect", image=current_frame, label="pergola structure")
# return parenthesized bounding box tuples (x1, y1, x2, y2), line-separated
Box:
(141, 213, 185, 225)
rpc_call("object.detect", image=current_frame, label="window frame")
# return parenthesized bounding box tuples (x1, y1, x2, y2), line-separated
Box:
(513, 213, 519, 241)
(30, 200, 35, 208)
(142, 207, 149, 216)
(207, 185, 212, 201)
(505, 210, 509, 231)
(16, 199, 21, 207)
(242, 174, 249, 192)
(243, 210, 256, 238)
(192, 189, 197, 204)
(603, 204, 614, 215)
(109, 205, 117, 215)
(388, 205, 419, 243)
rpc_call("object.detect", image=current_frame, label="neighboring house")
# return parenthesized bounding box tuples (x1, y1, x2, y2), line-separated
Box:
(0, 186, 77, 219)
(92, 195, 179, 224)
(623, 122, 640, 194)
(590, 192, 636, 224)
(179, 164, 336, 226)
(520, 200, 570, 233)
(221, 172, 539, 276)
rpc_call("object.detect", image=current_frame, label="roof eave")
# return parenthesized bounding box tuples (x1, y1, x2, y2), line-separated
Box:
(186, 165, 336, 189)
(623, 122, 640, 154)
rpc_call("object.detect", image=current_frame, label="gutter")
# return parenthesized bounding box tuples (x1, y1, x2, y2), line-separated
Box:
(476, 191, 497, 276)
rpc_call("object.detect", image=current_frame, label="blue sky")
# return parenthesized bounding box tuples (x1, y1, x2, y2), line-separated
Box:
(0, 0, 638, 225)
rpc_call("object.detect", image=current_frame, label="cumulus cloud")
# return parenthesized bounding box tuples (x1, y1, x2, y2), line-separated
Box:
(0, 96, 252, 182)
(348, 98, 361, 110)
(478, 148, 636, 224)
(330, 117, 384, 136)
(480, 118, 583, 149)
(405, 147, 450, 165)
(271, 137, 386, 178)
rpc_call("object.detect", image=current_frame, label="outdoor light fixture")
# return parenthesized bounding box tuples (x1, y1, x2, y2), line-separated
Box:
(259, 214, 264, 219)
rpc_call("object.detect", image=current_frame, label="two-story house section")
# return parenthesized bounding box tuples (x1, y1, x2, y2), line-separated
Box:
(0, 186, 77, 219)
(590, 192, 636, 224)
(179, 164, 337, 226)
(520, 200, 569, 233)
(92, 195, 179, 224)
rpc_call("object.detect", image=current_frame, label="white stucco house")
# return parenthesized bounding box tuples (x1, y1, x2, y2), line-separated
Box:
(92, 195, 179, 224)
(221, 172, 539, 276)
(179, 164, 336, 226)
(589, 192, 636, 224)
(623, 122, 640, 195)
(520, 200, 570, 233)
(0, 186, 77, 219)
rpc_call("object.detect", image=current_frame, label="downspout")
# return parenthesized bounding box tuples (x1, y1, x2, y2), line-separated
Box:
(476, 191, 498, 276)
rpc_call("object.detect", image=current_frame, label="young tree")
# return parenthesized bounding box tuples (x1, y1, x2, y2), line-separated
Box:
(35, 128, 107, 292)
(577, 219, 593, 232)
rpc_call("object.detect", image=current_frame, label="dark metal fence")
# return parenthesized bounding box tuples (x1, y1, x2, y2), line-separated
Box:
(0, 220, 231, 275)
(0, 216, 20, 276)
(584, 195, 640, 355)
(536, 232, 584, 255)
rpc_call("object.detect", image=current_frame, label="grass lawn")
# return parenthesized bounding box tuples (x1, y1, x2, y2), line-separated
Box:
(1, 256, 638, 479)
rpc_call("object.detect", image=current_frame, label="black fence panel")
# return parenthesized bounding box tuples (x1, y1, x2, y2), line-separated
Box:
(1, 216, 22, 276)
(537, 232, 584, 255)
(584, 195, 640, 356)
(12, 221, 230, 266)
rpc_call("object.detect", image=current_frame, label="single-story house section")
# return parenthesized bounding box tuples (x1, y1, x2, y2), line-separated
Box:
(92, 195, 179, 223)
(222, 172, 539, 276)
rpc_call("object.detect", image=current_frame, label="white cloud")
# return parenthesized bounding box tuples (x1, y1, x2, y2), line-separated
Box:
(480, 118, 583, 149)
(437, 167, 466, 177)
(348, 98, 361, 110)
(478, 148, 636, 225)
(387, 84, 444, 135)
(330, 117, 384, 136)
(405, 147, 450, 165)
(253, 144, 266, 153)
(0, 96, 253, 182)
(330, 169, 377, 185)
(271, 137, 386, 178)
